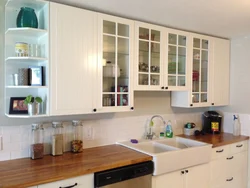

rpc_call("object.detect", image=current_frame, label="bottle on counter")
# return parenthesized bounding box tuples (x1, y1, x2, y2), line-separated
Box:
(51, 122, 64, 156)
(71, 120, 84, 153)
(30, 123, 44, 159)
(165, 120, 173, 138)
(233, 115, 241, 136)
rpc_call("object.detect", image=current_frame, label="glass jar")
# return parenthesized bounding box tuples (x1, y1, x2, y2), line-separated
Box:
(71, 120, 83, 153)
(30, 123, 44, 160)
(51, 122, 64, 156)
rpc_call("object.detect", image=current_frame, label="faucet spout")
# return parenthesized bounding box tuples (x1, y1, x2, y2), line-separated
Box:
(146, 115, 166, 140)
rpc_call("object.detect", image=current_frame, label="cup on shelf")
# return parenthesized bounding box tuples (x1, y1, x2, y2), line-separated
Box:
(12, 74, 18, 86)
(15, 42, 28, 57)
(29, 44, 42, 57)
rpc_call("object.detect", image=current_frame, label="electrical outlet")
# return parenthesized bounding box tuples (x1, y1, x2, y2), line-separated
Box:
(0, 135, 3, 151)
(84, 126, 94, 140)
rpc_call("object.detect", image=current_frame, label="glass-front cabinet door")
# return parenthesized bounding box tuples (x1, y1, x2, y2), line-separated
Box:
(167, 32, 187, 90)
(135, 22, 163, 90)
(191, 37, 210, 106)
(98, 14, 134, 112)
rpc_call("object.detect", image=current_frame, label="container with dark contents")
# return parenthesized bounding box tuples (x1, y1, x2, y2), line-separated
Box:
(51, 122, 64, 156)
(30, 123, 44, 159)
(71, 120, 83, 153)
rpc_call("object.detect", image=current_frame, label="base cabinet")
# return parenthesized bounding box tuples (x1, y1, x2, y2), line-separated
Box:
(37, 174, 93, 188)
(211, 141, 248, 188)
(153, 163, 210, 188)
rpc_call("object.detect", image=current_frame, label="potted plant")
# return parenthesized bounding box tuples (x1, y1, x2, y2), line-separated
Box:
(24, 95, 43, 115)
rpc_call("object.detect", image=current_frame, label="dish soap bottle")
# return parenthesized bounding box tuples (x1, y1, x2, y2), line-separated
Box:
(233, 115, 240, 136)
(165, 120, 173, 138)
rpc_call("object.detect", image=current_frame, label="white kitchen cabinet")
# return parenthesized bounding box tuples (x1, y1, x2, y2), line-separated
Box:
(211, 38, 230, 106)
(96, 13, 134, 112)
(50, 2, 97, 115)
(171, 35, 230, 108)
(38, 174, 93, 188)
(211, 141, 248, 188)
(153, 163, 210, 188)
(4, 0, 49, 117)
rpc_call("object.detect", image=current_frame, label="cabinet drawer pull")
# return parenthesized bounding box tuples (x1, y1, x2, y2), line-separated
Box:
(236, 144, 243, 148)
(226, 177, 233, 181)
(227, 156, 234, 160)
(216, 149, 224, 153)
(59, 183, 78, 188)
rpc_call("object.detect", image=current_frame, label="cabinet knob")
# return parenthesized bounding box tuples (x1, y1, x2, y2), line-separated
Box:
(190, 104, 193, 107)
(165, 87, 168, 89)
(59, 183, 78, 188)
(93, 109, 97, 112)
(161, 86, 164, 89)
(130, 107, 134, 110)
(226, 177, 233, 182)
(181, 171, 185, 174)
(212, 103, 214, 105)
(185, 170, 189, 173)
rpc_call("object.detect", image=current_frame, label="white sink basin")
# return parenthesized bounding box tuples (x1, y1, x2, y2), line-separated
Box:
(118, 137, 212, 175)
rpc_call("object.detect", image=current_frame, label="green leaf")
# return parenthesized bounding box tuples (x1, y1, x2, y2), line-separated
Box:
(35, 97, 42, 103)
(24, 95, 33, 105)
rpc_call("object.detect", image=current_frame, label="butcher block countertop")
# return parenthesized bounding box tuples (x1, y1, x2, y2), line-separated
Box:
(0, 144, 152, 188)
(178, 132, 249, 148)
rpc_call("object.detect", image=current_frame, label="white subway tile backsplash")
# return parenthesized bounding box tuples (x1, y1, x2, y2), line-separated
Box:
(0, 113, 203, 161)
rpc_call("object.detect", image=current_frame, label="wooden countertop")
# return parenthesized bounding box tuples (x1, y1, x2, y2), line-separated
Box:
(178, 132, 249, 148)
(0, 144, 152, 188)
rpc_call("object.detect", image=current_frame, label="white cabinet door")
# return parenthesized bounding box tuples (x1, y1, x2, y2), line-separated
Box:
(210, 157, 227, 188)
(38, 174, 93, 188)
(50, 2, 97, 115)
(185, 163, 210, 188)
(154, 170, 185, 188)
(211, 38, 230, 106)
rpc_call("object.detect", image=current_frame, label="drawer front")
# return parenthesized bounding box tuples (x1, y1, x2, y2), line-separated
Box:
(212, 145, 230, 160)
(230, 141, 247, 154)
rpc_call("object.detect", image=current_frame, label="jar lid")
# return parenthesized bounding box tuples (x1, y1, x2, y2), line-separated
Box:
(32, 123, 43, 130)
(72, 120, 83, 126)
(52, 122, 63, 128)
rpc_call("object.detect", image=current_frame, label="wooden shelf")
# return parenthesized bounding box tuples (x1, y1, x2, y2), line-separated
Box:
(5, 114, 48, 118)
(6, 86, 48, 89)
(5, 28, 48, 37)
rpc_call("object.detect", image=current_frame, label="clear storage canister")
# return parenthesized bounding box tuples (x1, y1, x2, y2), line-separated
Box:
(51, 122, 64, 156)
(31, 123, 44, 160)
(71, 120, 83, 153)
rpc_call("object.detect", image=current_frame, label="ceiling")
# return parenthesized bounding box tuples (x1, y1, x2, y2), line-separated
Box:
(50, 0, 250, 39)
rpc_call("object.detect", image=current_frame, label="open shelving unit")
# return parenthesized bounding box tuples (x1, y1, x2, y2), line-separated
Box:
(4, 0, 49, 118)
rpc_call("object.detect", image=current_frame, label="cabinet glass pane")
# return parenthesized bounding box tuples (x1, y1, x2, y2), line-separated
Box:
(118, 23, 129, 37)
(151, 43, 160, 73)
(117, 94, 128, 106)
(202, 40, 208, 49)
(201, 93, 207, 103)
(103, 20, 115, 35)
(150, 75, 160, 85)
(169, 33, 177, 45)
(118, 38, 129, 91)
(178, 35, 186, 46)
(178, 76, 185, 86)
(151, 30, 160, 42)
(103, 94, 115, 107)
(178, 47, 186, 75)
(192, 93, 199, 103)
(168, 46, 177, 74)
(139, 41, 149, 72)
(139, 27, 149, 40)
(139, 74, 149, 85)
(193, 38, 200, 48)
(103, 35, 116, 92)
(201, 50, 208, 92)
(168, 76, 176, 86)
